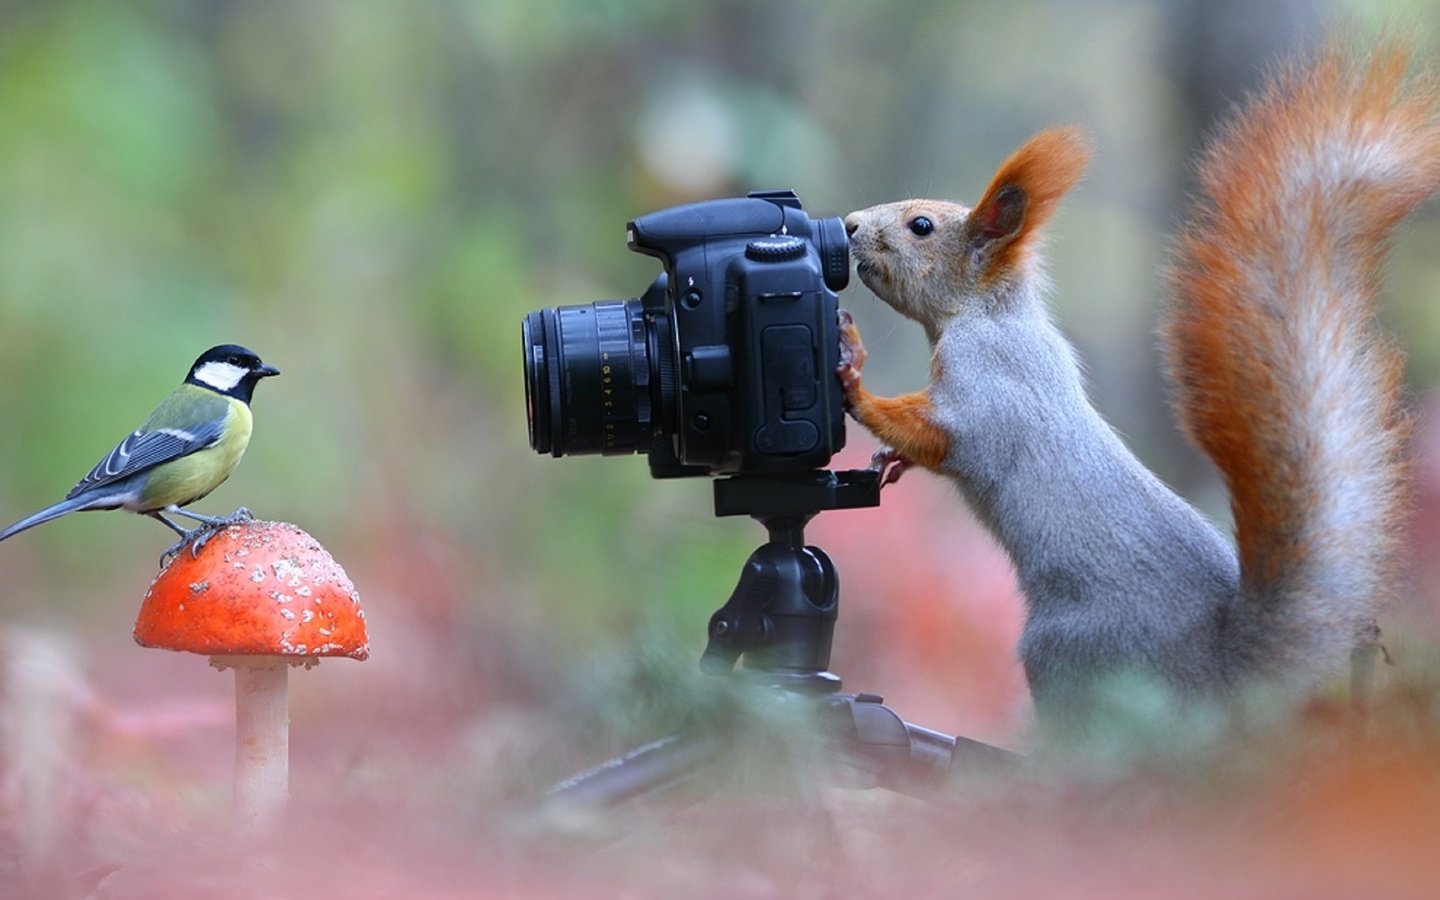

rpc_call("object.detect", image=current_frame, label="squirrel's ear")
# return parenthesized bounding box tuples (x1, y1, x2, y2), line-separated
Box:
(966, 126, 1091, 276)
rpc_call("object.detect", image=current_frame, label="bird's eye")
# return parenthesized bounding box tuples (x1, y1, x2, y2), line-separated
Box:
(228, 356, 243, 366)
(908, 216, 934, 237)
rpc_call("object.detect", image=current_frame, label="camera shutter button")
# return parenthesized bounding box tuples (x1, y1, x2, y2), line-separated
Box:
(745, 236, 807, 262)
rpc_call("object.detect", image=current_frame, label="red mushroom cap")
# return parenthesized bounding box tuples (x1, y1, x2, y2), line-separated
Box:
(135, 521, 369, 661)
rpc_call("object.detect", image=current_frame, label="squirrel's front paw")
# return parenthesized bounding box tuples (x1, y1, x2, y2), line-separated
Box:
(836, 310, 868, 405)
(871, 446, 914, 487)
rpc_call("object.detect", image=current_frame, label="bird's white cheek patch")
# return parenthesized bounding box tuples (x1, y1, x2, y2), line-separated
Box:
(194, 361, 247, 392)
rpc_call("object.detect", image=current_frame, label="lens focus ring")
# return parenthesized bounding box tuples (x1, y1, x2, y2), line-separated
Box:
(520, 301, 654, 458)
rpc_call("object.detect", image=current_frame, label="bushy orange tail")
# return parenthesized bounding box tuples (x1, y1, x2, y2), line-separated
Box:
(1165, 42, 1440, 676)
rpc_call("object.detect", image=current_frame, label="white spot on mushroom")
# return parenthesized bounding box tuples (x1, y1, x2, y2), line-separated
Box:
(279, 608, 296, 621)
(271, 558, 306, 589)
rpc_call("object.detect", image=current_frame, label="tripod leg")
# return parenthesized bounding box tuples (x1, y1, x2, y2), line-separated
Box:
(543, 728, 724, 810)
(827, 694, 1016, 797)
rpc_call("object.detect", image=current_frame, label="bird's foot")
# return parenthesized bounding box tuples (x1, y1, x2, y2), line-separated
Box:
(186, 508, 255, 557)
(158, 508, 256, 567)
(182, 506, 253, 529)
(159, 524, 225, 568)
(215, 506, 254, 528)
(160, 534, 196, 568)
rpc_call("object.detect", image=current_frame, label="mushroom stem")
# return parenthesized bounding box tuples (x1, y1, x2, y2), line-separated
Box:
(227, 656, 290, 835)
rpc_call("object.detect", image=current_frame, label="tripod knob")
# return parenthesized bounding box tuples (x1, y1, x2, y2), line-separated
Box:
(698, 539, 838, 684)
(700, 608, 772, 675)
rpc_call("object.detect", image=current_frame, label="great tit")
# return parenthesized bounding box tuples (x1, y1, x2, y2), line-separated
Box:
(0, 344, 279, 561)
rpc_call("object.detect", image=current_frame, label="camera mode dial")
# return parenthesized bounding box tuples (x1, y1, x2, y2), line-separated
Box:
(745, 236, 807, 263)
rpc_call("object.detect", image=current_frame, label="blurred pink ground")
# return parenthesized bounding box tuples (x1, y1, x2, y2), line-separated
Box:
(5, 430, 1440, 897)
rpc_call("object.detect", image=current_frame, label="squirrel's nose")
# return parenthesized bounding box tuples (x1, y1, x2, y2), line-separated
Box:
(844, 214, 859, 236)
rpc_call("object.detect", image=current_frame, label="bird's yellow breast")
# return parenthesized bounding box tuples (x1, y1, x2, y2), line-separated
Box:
(138, 399, 253, 509)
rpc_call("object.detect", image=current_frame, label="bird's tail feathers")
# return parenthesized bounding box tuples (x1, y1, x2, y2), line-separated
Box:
(0, 494, 121, 543)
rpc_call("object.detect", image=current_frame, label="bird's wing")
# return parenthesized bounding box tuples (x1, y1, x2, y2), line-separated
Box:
(66, 418, 226, 499)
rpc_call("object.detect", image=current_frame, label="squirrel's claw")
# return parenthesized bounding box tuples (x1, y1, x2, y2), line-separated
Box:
(836, 310, 867, 411)
(837, 310, 867, 372)
(871, 446, 913, 487)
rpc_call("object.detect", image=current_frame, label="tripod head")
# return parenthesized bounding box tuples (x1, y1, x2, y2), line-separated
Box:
(699, 469, 881, 690)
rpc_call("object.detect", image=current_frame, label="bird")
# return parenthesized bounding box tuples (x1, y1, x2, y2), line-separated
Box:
(0, 344, 279, 563)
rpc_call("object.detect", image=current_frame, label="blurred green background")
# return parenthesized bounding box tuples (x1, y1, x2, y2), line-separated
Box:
(3, 0, 1440, 789)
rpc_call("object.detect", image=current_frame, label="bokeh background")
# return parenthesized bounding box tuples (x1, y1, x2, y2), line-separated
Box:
(3, 0, 1440, 896)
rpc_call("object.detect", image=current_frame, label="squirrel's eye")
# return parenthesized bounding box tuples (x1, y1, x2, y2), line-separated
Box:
(908, 216, 934, 237)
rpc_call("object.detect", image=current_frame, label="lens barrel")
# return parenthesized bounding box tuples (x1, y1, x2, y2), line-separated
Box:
(522, 301, 657, 457)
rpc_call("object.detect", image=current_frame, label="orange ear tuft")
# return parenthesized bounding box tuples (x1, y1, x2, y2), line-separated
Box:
(968, 126, 1091, 277)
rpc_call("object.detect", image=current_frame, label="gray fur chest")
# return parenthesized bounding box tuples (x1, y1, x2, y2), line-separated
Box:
(925, 307, 1241, 695)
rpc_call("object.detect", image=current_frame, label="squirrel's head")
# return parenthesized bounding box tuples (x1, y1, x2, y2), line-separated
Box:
(845, 126, 1091, 331)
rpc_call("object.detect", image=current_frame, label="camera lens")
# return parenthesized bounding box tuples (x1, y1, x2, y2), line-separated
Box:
(522, 301, 662, 457)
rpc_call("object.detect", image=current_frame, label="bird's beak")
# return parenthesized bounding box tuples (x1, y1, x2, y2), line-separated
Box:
(256, 364, 281, 378)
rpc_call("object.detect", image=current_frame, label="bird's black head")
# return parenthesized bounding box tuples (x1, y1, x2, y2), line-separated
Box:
(186, 344, 281, 403)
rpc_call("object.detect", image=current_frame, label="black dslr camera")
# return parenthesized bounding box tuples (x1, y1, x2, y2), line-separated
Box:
(522, 190, 852, 478)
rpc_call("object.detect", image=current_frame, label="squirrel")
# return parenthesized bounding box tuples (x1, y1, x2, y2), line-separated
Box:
(836, 43, 1440, 721)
